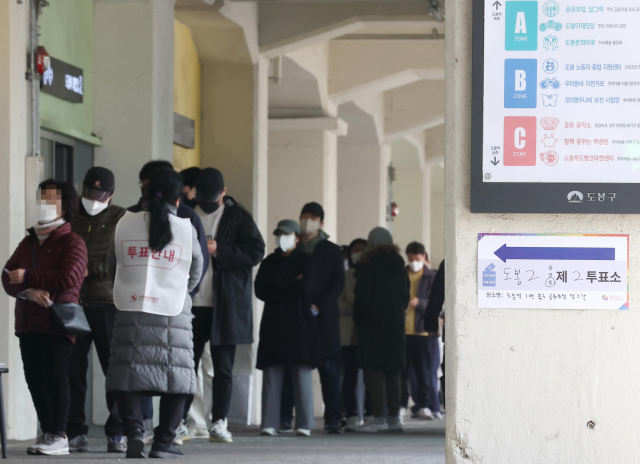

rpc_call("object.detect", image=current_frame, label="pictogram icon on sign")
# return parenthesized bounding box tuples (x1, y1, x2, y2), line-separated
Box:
(540, 117, 560, 130)
(540, 150, 559, 166)
(542, 58, 558, 74)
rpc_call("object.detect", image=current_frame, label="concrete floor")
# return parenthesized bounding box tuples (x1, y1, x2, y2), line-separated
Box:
(5, 418, 445, 463)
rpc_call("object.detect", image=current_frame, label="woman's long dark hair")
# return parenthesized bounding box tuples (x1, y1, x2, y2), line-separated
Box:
(147, 168, 183, 252)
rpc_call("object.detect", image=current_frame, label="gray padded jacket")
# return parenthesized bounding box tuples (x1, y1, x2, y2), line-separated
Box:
(105, 214, 204, 395)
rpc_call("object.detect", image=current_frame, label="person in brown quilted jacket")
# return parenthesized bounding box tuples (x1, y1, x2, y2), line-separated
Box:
(2, 180, 88, 456)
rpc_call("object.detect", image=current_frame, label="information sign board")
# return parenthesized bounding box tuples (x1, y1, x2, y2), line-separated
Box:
(471, 0, 640, 213)
(478, 233, 629, 309)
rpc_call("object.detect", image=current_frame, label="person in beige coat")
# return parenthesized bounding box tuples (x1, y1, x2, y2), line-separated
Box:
(338, 238, 370, 430)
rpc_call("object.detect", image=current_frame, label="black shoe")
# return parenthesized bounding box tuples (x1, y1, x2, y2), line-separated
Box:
(126, 433, 146, 459)
(149, 442, 184, 459)
(325, 424, 343, 434)
(68, 434, 89, 453)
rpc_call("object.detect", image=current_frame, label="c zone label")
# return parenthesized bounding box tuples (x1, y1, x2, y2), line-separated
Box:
(503, 117, 537, 166)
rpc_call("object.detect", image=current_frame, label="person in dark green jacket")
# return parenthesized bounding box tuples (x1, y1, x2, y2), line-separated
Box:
(67, 167, 127, 453)
(353, 227, 410, 433)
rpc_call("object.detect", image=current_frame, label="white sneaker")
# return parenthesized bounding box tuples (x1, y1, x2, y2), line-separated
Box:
(188, 427, 210, 439)
(209, 419, 233, 443)
(433, 411, 444, 420)
(355, 418, 389, 433)
(36, 433, 69, 456)
(27, 435, 46, 455)
(344, 416, 361, 432)
(295, 429, 311, 437)
(399, 407, 408, 418)
(418, 407, 435, 420)
(261, 428, 277, 436)
(174, 419, 191, 445)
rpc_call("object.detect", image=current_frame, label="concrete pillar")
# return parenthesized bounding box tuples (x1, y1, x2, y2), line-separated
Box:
(0, 0, 38, 440)
(268, 118, 346, 251)
(91, 0, 175, 424)
(93, 0, 176, 208)
(446, 0, 640, 462)
(429, 166, 444, 267)
(201, 63, 255, 210)
(337, 143, 390, 245)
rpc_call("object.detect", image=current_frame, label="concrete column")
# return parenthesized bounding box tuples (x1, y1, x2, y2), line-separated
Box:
(268, 118, 346, 251)
(337, 143, 390, 245)
(429, 166, 445, 267)
(421, 165, 432, 255)
(93, 0, 176, 208)
(226, 56, 269, 426)
(0, 0, 38, 440)
(446, 0, 640, 462)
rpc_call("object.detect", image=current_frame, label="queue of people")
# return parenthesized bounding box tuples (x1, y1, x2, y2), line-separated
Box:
(2, 161, 444, 458)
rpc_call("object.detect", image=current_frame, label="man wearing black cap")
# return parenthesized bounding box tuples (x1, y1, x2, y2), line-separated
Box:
(183, 168, 265, 444)
(67, 167, 127, 453)
(180, 167, 201, 209)
(298, 202, 345, 433)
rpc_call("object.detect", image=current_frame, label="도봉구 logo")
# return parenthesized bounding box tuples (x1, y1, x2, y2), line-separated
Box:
(567, 191, 583, 203)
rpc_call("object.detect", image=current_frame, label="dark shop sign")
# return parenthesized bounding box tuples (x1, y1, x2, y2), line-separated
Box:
(41, 57, 84, 104)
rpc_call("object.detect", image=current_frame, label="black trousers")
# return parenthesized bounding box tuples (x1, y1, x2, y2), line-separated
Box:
(281, 356, 342, 428)
(19, 332, 73, 437)
(402, 335, 440, 413)
(341, 346, 371, 418)
(183, 307, 236, 423)
(67, 304, 122, 438)
(117, 392, 187, 445)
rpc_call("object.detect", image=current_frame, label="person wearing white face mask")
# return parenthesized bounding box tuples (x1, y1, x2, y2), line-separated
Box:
(289, 202, 345, 434)
(3, 180, 88, 456)
(68, 167, 127, 453)
(254, 220, 320, 437)
(402, 241, 441, 422)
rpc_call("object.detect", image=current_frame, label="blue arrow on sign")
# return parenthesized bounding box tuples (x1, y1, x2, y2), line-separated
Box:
(494, 244, 615, 263)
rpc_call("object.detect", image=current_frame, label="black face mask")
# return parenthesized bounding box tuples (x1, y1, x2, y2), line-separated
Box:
(200, 201, 221, 214)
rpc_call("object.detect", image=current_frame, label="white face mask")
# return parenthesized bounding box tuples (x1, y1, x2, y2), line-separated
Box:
(37, 203, 59, 224)
(301, 218, 321, 235)
(351, 252, 363, 266)
(277, 234, 297, 253)
(82, 197, 109, 217)
(409, 260, 424, 273)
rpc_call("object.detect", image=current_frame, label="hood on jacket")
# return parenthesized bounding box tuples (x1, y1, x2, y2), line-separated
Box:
(360, 243, 405, 272)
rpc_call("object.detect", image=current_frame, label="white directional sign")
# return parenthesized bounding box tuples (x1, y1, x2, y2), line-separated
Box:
(478, 233, 629, 309)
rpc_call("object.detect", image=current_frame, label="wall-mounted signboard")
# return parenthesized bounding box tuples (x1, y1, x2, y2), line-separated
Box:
(478, 233, 629, 309)
(41, 57, 84, 104)
(472, 0, 640, 213)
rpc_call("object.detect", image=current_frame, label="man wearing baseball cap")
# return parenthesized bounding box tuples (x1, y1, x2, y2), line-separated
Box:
(184, 168, 265, 444)
(67, 167, 127, 453)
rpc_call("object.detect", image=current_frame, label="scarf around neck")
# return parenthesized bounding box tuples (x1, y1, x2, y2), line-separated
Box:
(34, 218, 66, 241)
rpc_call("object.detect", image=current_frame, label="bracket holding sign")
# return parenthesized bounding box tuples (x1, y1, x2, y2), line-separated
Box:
(471, 0, 640, 213)
(478, 233, 629, 309)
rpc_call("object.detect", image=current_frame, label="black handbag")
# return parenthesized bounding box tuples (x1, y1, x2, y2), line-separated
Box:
(31, 249, 91, 336)
(51, 302, 91, 335)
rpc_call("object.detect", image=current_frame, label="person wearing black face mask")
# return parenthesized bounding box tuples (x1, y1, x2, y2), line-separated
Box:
(184, 168, 265, 444)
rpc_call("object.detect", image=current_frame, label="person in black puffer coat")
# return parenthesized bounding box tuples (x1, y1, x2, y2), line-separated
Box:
(255, 220, 320, 436)
(353, 227, 410, 433)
